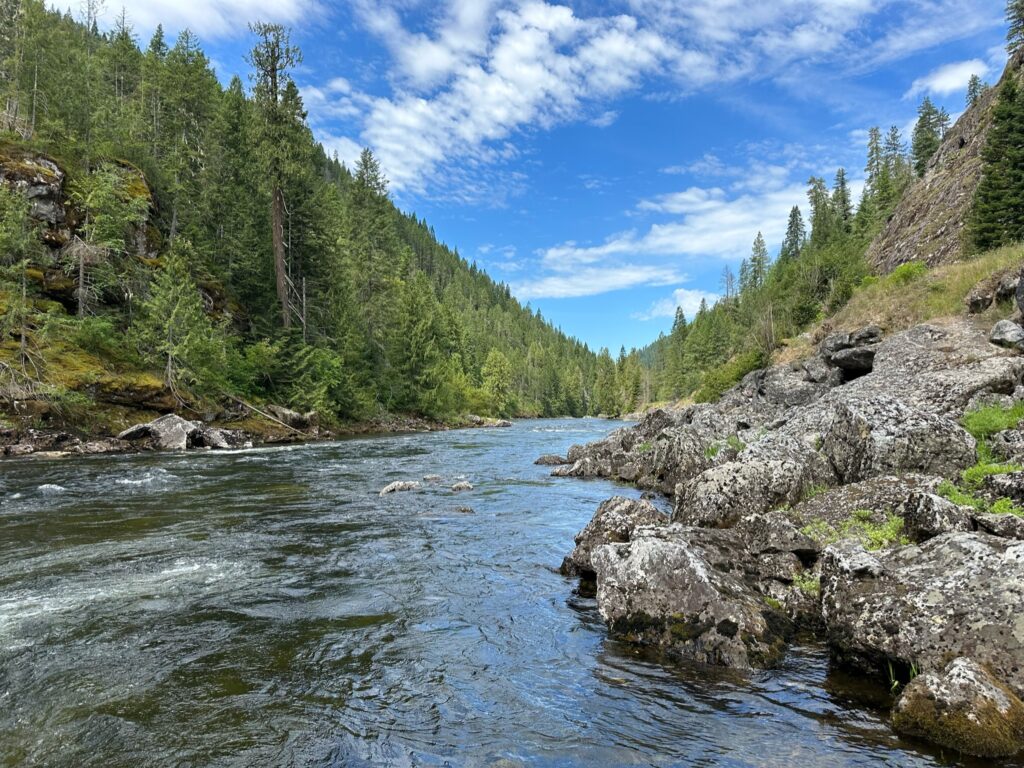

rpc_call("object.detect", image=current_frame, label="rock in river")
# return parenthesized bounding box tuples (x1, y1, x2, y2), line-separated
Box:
(560, 496, 665, 577)
(379, 481, 421, 496)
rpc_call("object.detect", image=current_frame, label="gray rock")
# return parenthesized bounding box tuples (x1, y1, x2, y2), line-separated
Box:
(534, 454, 568, 466)
(821, 532, 1024, 699)
(379, 481, 421, 496)
(194, 427, 247, 450)
(451, 481, 474, 492)
(264, 404, 312, 429)
(991, 429, 1024, 463)
(974, 512, 1024, 540)
(734, 511, 817, 559)
(591, 524, 791, 668)
(991, 320, 1024, 350)
(830, 345, 878, 376)
(896, 492, 973, 542)
(821, 395, 976, 483)
(561, 496, 666, 576)
(981, 471, 1024, 504)
(117, 414, 202, 451)
(423, 474, 443, 483)
(893, 657, 1024, 758)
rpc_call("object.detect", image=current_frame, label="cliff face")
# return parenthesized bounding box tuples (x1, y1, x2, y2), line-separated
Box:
(867, 51, 1024, 274)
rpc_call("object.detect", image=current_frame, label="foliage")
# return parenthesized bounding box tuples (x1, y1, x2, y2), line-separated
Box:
(970, 77, 1024, 252)
(0, 2, 602, 420)
(792, 571, 820, 596)
(694, 350, 766, 404)
(961, 401, 1024, 441)
(887, 260, 929, 285)
(801, 510, 910, 550)
(937, 479, 1024, 517)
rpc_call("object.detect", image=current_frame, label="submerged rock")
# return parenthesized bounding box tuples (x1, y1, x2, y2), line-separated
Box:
(451, 481, 474, 492)
(893, 658, 1024, 758)
(560, 496, 665, 577)
(534, 454, 568, 466)
(379, 481, 421, 496)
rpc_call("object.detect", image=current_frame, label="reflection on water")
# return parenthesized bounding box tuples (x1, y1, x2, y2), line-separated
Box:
(0, 419, 1008, 767)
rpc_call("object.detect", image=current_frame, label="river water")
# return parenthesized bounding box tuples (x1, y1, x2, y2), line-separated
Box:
(0, 419, 1005, 767)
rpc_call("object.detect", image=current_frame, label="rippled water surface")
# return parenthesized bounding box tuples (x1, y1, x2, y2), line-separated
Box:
(0, 419, 1003, 767)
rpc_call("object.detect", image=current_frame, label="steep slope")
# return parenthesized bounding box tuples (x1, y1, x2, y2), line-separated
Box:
(867, 50, 1024, 273)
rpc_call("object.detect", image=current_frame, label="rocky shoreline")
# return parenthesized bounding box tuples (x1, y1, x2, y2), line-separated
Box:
(550, 313, 1024, 759)
(0, 408, 513, 459)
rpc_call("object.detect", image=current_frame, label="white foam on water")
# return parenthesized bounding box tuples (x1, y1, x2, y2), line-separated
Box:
(38, 484, 66, 495)
(116, 467, 178, 487)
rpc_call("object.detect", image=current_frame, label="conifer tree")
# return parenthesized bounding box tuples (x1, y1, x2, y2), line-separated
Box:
(967, 74, 989, 107)
(779, 206, 805, 261)
(832, 169, 852, 230)
(1009, 0, 1024, 55)
(749, 232, 769, 288)
(971, 77, 1024, 250)
(911, 97, 942, 177)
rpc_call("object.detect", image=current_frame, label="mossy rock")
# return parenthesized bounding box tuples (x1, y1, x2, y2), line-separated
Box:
(893, 658, 1024, 758)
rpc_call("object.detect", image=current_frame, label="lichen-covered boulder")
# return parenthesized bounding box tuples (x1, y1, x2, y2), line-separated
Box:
(991, 429, 1024, 463)
(974, 512, 1024, 540)
(991, 320, 1024, 351)
(561, 496, 666, 577)
(821, 395, 976, 483)
(591, 524, 791, 668)
(821, 533, 1024, 697)
(895, 492, 973, 542)
(893, 658, 1024, 758)
(117, 414, 202, 451)
(674, 435, 834, 528)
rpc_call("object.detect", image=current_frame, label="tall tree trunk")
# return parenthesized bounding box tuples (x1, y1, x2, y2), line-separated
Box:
(272, 185, 290, 327)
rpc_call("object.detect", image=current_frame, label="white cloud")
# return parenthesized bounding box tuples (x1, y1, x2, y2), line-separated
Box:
(78, 0, 320, 38)
(299, 0, 1001, 199)
(513, 264, 685, 300)
(905, 59, 990, 99)
(634, 287, 722, 321)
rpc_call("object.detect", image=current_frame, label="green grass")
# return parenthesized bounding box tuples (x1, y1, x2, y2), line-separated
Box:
(636, 441, 653, 454)
(793, 571, 821, 596)
(829, 244, 1024, 331)
(961, 402, 1024, 442)
(937, 479, 1024, 516)
(800, 510, 910, 550)
(726, 434, 746, 453)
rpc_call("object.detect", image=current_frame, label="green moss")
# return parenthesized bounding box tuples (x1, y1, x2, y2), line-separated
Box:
(893, 683, 1024, 758)
(763, 596, 783, 610)
(636, 441, 653, 454)
(704, 443, 721, 459)
(726, 434, 746, 453)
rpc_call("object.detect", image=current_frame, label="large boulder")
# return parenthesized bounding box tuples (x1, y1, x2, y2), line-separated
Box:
(895, 492, 974, 542)
(560, 496, 666, 577)
(991, 320, 1024, 351)
(117, 414, 202, 451)
(893, 658, 1024, 758)
(821, 395, 976, 483)
(821, 533, 1024, 698)
(591, 524, 792, 668)
(674, 435, 834, 528)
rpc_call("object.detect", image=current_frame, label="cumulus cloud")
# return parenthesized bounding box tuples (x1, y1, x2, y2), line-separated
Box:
(634, 287, 722, 321)
(82, 0, 320, 38)
(512, 264, 685, 300)
(905, 59, 991, 99)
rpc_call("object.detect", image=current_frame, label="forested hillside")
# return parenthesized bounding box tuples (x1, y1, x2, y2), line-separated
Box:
(626, 24, 1024, 414)
(0, 0, 599, 431)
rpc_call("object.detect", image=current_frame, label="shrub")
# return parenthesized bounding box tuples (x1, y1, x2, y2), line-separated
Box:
(887, 260, 929, 285)
(694, 349, 766, 404)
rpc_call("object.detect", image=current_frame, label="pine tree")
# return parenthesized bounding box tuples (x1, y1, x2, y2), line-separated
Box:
(780, 206, 805, 262)
(911, 97, 942, 177)
(1009, 0, 1024, 55)
(247, 22, 303, 328)
(749, 232, 769, 288)
(832, 169, 852, 229)
(971, 77, 1024, 250)
(967, 74, 989, 107)
(136, 240, 226, 393)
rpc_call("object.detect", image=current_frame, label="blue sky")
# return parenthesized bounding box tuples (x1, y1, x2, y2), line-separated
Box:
(84, 0, 1009, 352)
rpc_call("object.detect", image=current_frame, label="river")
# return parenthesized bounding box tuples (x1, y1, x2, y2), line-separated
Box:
(0, 419, 1001, 767)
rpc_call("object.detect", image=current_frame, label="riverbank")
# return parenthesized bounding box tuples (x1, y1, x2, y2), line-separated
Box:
(551, 311, 1024, 760)
(0, 407, 514, 459)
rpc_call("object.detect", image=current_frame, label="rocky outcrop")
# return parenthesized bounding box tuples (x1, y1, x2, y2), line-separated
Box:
(968, 268, 1024, 314)
(0, 148, 68, 244)
(866, 50, 1024, 273)
(893, 658, 1024, 758)
(591, 524, 792, 668)
(534, 454, 568, 466)
(560, 496, 665, 577)
(820, 533, 1024, 698)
